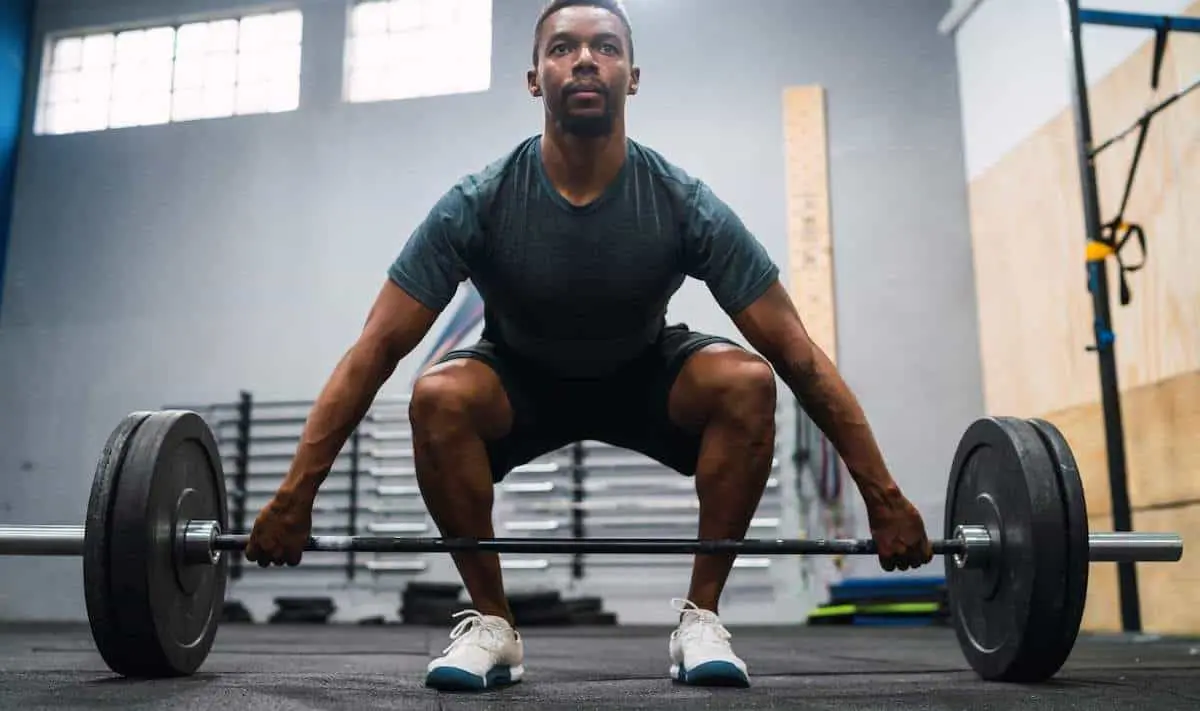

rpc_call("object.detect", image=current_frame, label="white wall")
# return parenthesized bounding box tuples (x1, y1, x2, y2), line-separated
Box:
(955, 0, 1196, 180)
(0, 0, 981, 622)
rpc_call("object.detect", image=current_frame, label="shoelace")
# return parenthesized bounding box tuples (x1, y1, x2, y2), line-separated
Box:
(670, 598, 733, 646)
(442, 609, 509, 655)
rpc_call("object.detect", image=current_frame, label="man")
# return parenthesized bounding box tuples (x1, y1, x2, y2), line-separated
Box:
(246, 0, 933, 693)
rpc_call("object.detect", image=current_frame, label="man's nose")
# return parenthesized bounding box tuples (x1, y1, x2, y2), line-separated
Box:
(573, 44, 598, 70)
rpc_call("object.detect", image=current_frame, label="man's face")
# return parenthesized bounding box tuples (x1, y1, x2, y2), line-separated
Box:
(528, 6, 639, 138)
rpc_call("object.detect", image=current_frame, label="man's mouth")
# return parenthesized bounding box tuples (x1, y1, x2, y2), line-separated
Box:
(565, 84, 606, 98)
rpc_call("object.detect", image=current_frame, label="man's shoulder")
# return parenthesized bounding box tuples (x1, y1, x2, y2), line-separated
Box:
(627, 138, 704, 197)
(451, 135, 539, 204)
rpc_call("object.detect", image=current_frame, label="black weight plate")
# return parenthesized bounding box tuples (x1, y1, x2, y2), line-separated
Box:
(83, 411, 155, 677)
(1027, 417, 1090, 679)
(106, 410, 229, 677)
(944, 417, 1069, 682)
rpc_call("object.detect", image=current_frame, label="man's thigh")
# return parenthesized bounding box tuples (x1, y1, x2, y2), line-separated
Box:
(433, 341, 580, 483)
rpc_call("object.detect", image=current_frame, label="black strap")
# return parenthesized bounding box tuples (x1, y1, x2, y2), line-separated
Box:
(1096, 219, 1147, 306)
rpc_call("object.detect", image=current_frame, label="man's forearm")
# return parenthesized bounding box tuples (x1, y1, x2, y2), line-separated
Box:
(776, 345, 900, 507)
(279, 338, 402, 503)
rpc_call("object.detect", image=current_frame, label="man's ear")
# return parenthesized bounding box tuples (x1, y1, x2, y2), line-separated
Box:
(527, 68, 543, 97)
(628, 66, 640, 96)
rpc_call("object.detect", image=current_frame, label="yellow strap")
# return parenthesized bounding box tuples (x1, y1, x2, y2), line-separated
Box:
(1086, 240, 1115, 262)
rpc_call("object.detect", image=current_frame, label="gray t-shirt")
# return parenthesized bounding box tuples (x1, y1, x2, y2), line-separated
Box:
(388, 136, 779, 377)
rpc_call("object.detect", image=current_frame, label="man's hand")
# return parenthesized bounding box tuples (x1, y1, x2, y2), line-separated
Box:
(865, 489, 933, 572)
(245, 490, 314, 568)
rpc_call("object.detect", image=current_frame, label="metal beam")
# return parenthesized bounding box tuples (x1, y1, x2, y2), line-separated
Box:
(1079, 9, 1200, 33)
(1059, 0, 1141, 634)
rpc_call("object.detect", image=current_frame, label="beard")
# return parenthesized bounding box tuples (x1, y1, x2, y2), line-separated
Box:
(553, 88, 615, 138)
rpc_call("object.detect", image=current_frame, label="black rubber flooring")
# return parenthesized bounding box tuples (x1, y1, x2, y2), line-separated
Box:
(2, 622, 1199, 709)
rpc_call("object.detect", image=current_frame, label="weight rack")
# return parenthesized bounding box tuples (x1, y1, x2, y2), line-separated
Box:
(168, 391, 794, 602)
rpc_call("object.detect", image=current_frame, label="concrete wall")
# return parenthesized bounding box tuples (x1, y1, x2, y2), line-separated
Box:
(0, 0, 980, 621)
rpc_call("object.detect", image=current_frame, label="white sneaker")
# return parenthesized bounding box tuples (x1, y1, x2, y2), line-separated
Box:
(424, 609, 525, 691)
(667, 598, 750, 687)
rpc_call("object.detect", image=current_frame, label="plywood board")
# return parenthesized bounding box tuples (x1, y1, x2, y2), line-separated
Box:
(782, 86, 837, 364)
(1044, 369, 1200, 517)
(1081, 502, 1200, 634)
(967, 9, 1200, 418)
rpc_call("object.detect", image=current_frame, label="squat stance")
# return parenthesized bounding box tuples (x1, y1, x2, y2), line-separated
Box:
(247, 0, 932, 692)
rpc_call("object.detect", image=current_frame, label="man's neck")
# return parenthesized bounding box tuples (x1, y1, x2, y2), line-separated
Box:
(539, 127, 627, 206)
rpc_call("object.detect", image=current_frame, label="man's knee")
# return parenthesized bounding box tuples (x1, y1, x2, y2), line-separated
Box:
(673, 345, 777, 432)
(409, 358, 510, 443)
(714, 350, 777, 429)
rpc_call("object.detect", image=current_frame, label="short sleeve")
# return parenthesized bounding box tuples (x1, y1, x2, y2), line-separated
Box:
(682, 181, 780, 315)
(387, 184, 480, 312)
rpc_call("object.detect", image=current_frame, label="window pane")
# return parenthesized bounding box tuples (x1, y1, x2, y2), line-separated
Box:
(236, 80, 271, 115)
(51, 37, 83, 71)
(80, 34, 115, 70)
(174, 57, 204, 90)
(79, 67, 113, 104)
(239, 14, 277, 53)
(352, 1, 390, 36)
(48, 70, 80, 104)
(176, 22, 210, 57)
(345, 0, 491, 103)
(172, 87, 205, 121)
(203, 84, 235, 118)
(268, 77, 300, 112)
(205, 52, 237, 87)
(207, 20, 239, 53)
(458, 0, 491, 26)
(114, 30, 145, 64)
(273, 10, 304, 46)
(424, 0, 455, 28)
(388, 0, 423, 32)
(75, 99, 110, 132)
(143, 26, 176, 61)
(36, 9, 302, 135)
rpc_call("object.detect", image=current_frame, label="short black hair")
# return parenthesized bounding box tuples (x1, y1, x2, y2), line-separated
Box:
(532, 0, 634, 67)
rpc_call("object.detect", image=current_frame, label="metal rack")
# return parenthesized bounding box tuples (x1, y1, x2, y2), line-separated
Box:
(175, 392, 792, 601)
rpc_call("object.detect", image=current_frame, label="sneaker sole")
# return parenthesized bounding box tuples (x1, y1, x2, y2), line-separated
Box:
(425, 664, 523, 691)
(671, 661, 750, 688)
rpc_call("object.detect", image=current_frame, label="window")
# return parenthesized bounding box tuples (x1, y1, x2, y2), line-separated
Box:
(34, 9, 303, 135)
(345, 0, 492, 104)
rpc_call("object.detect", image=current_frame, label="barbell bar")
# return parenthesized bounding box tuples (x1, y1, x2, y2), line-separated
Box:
(0, 409, 1187, 685)
(0, 523, 1183, 564)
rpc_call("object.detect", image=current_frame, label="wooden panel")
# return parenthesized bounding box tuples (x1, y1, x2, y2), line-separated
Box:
(1043, 369, 1200, 518)
(968, 5, 1200, 418)
(1081, 503, 1200, 634)
(782, 86, 837, 364)
(966, 15, 1200, 634)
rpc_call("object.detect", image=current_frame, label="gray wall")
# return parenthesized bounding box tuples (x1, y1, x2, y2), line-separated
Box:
(0, 0, 981, 620)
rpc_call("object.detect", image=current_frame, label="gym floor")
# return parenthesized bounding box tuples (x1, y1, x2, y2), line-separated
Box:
(2, 622, 1198, 710)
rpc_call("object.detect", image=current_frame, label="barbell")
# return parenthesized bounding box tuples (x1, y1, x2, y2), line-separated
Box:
(0, 409, 1185, 683)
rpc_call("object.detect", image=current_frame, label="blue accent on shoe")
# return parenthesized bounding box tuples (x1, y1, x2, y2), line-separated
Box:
(424, 664, 516, 691)
(676, 661, 750, 687)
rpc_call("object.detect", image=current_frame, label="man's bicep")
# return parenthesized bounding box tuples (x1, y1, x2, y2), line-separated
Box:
(387, 185, 478, 312)
(361, 278, 442, 361)
(682, 181, 780, 315)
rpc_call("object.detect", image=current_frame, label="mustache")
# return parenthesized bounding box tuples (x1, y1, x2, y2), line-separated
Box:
(563, 82, 608, 96)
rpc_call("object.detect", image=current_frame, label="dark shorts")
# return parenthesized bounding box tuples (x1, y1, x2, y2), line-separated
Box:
(436, 324, 741, 482)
